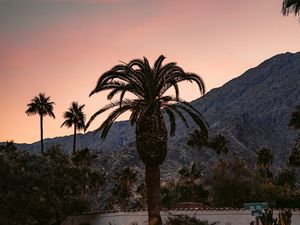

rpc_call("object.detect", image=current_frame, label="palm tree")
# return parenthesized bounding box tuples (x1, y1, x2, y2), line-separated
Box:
(85, 55, 208, 225)
(209, 134, 229, 155)
(177, 161, 204, 201)
(113, 167, 137, 210)
(282, 0, 300, 17)
(187, 130, 228, 155)
(256, 147, 274, 182)
(61, 102, 85, 155)
(187, 129, 209, 150)
(26, 93, 55, 153)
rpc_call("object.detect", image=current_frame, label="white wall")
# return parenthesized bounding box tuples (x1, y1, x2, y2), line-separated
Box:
(63, 209, 300, 225)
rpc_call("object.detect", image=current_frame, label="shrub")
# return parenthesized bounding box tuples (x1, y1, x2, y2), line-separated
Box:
(164, 215, 218, 225)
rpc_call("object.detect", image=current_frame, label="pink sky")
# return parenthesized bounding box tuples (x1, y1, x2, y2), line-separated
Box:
(0, 0, 299, 143)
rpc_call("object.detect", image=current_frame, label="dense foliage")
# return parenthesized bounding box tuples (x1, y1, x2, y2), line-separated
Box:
(164, 215, 218, 225)
(110, 167, 138, 210)
(0, 144, 104, 225)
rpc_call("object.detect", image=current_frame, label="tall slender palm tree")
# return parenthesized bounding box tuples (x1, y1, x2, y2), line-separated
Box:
(61, 102, 85, 155)
(85, 55, 208, 225)
(282, 0, 300, 17)
(26, 93, 55, 153)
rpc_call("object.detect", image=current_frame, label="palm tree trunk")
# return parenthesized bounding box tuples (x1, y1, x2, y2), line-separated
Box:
(40, 114, 44, 154)
(73, 124, 77, 155)
(136, 111, 167, 225)
(145, 164, 162, 225)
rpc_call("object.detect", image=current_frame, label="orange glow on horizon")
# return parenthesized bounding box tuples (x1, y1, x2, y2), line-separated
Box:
(0, 0, 299, 143)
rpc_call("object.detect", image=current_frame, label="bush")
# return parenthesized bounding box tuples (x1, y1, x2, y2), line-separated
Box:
(164, 215, 218, 225)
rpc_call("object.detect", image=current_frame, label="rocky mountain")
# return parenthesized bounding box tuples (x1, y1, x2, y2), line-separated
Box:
(11, 52, 300, 178)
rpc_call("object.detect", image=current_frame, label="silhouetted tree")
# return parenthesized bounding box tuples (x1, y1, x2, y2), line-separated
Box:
(0, 141, 17, 152)
(256, 147, 274, 182)
(112, 167, 137, 210)
(187, 130, 228, 156)
(61, 102, 86, 154)
(177, 161, 204, 201)
(161, 181, 179, 208)
(275, 168, 296, 191)
(210, 158, 252, 207)
(71, 148, 104, 199)
(0, 144, 104, 225)
(26, 93, 55, 153)
(85, 55, 207, 225)
(282, 0, 300, 18)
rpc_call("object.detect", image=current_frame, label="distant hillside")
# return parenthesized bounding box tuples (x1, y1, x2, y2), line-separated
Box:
(9, 52, 300, 177)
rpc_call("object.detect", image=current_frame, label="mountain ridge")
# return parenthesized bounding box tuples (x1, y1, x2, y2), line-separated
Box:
(2, 51, 300, 176)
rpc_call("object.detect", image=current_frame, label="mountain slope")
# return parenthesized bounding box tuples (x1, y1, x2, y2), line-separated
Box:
(11, 52, 300, 175)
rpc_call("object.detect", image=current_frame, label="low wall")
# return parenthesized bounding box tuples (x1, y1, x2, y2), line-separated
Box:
(63, 209, 300, 225)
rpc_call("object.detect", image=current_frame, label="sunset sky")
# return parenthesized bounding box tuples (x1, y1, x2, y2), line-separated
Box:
(0, 0, 299, 144)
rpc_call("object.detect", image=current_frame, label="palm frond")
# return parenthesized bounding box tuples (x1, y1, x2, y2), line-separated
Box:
(61, 102, 85, 130)
(176, 104, 208, 134)
(282, 0, 300, 15)
(163, 104, 189, 128)
(129, 103, 144, 126)
(185, 72, 206, 95)
(47, 110, 55, 118)
(153, 55, 166, 72)
(88, 55, 207, 141)
(158, 72, 205, 97)
(26, 93, 55, 118)
(61, 119, 73, 128)
(84, 101, 121, 131)
(97, 104, 134, 139)
(164, 108, 176, 136)
(90, 67, 145, 98)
